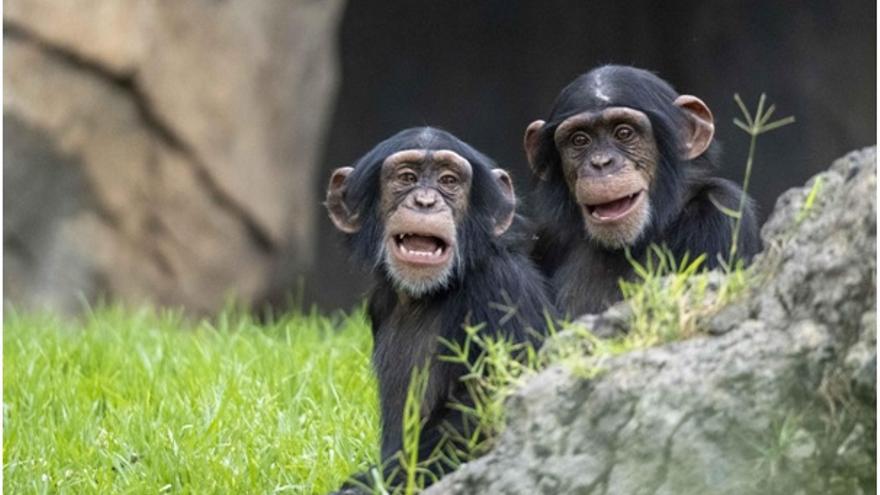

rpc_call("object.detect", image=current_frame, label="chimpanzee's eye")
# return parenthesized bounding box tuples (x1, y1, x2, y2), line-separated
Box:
(398, 171, 417, 185)
(571, 132, 591, 147)
(439, 174, 459, 187)
(614, 125, 636, 141)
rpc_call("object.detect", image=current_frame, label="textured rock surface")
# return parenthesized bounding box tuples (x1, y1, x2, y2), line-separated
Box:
(426, 148, 876, 495)
(4, 0, 345, 313)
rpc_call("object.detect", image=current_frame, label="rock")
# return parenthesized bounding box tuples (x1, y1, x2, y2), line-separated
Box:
(426, 148, 876, 495)
(5, 0, 148, 74)
(573, 302, 632, 339)
(845, 311, 876, 404)
(3, 0, 345, 313)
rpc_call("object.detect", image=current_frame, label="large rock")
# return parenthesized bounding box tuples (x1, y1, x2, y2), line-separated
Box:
(4, 0, 345, 313)
(427, 148, 876, 495)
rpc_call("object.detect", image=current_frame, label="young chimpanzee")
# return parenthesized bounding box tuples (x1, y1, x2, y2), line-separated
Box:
(326, 127, 554, 493)
(524, 65, 761, 316)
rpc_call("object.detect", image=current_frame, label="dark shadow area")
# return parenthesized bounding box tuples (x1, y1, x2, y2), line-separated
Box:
(4, 114, 102, 313)
(308, 0, 876, 311)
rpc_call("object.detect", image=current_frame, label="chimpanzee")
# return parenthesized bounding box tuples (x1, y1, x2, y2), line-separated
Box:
(524, 65, 761, 316)
(326, 127, 554, 493)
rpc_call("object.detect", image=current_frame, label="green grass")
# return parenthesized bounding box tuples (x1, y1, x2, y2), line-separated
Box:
(3, 305, 379, 494)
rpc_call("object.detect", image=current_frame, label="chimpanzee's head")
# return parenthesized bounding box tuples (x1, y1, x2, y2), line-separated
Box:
(327, 127, 516, 297)
(525, 65, 717, 249)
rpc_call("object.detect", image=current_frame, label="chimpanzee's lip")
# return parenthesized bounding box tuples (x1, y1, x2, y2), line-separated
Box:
(582, 189, 646, 224)
(388, 232, 453, 266)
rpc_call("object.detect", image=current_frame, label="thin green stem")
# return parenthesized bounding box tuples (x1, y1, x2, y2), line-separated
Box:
(727, 93, 794, 266)
(730, 131, 758, 262)
(402, 365, 428, 495)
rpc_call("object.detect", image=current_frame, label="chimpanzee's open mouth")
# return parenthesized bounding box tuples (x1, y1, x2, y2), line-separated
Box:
(584, 190, 645, 223)
(390, 233, 453, 266)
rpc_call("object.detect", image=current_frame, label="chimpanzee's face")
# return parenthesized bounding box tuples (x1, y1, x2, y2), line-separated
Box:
(553, 107, 658, 248)
(328, 129, 516, 297)
(524, 67, 716, 250)
(377, 149, 472, 296)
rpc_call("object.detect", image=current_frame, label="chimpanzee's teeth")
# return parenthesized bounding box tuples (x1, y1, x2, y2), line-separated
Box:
(403, 248, 435, 257)
(398, 244, 444, 258)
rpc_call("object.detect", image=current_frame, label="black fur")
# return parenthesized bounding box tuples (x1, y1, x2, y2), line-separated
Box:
(530, 65, 761, 316)
(333, 127, 554, 492)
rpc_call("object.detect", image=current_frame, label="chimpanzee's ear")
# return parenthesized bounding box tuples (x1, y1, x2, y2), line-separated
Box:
(674, 95, 715, 160)
(325, 167, 361, 233)
(524, 120, 549, 181)
(491, 169, 516, 236)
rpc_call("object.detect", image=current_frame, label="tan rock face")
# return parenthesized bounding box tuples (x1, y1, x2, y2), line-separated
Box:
(5, 0, 149, 74)
(4, 0, 346, 313)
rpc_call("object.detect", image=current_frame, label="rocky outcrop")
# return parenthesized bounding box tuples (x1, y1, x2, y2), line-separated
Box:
(427, 148, 876, 495)
(4, 0, 345, 313)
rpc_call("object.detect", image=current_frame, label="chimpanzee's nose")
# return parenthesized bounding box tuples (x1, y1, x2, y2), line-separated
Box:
(414, 189, 438, 208)
(590, 153, 613, 169)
